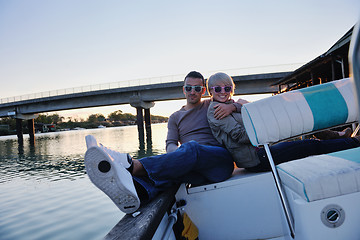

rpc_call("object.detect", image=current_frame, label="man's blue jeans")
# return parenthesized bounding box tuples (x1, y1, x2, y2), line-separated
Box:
(133, 141, 234, 200)
(247, 138, 360, 172)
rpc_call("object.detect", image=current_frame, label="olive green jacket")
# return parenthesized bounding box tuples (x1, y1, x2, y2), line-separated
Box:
(207, 100, 260, 168)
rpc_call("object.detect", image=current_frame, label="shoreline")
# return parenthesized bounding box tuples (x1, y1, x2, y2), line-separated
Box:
(0, 122, 168, 138)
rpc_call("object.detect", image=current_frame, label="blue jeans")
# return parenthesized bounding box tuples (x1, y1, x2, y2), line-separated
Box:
(247, 138, 360, 172)
(133, 141, 234, 201)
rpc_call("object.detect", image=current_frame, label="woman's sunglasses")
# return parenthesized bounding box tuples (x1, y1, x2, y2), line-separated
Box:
(184, 85, 204, 92)
(211, 86, 232, 93)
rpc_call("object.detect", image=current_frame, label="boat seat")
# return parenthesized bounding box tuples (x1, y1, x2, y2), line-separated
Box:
(277, 147, 360, 202)
(241, 77, 360, 202)
(242, 78, 357, 146)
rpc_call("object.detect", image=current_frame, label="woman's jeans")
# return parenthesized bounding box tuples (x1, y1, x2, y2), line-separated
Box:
(247, 138, 360, 172)
(133, 141, 234, 201)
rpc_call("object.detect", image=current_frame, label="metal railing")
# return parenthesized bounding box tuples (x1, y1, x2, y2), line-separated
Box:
(0, 63, 303, 104)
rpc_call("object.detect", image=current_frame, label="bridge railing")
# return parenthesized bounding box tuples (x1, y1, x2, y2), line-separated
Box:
(0, 63, 302, 104)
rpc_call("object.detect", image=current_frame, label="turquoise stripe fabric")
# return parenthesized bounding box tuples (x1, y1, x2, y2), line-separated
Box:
(300, 83, 348, 130)
(328, 147, 360, 164)
(242, 106, 259, 146)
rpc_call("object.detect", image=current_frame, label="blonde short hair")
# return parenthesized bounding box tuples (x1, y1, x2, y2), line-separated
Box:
(207, 72, 235, 96)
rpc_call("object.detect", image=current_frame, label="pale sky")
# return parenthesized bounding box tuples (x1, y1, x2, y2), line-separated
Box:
(1, 0, 359, 118)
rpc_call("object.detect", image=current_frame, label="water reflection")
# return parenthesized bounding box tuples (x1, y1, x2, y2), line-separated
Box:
(0, 124, 168, 240)
(1, 142, 85, 184)
(0, 124, 168, 184)
(137, 128, 154, 157)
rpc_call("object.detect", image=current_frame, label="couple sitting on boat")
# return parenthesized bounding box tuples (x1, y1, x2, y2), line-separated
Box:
(84, 71, 360, 214)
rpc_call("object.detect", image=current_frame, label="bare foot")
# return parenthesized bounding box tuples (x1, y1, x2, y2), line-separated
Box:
(339, 127, 352, 138)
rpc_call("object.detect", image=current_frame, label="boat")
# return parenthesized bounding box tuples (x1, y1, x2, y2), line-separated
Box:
(73, 127, 85, 130)
(105, 21, 360, 240)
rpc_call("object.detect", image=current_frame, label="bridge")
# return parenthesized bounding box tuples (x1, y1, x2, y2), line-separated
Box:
(0, 71, 291, 143)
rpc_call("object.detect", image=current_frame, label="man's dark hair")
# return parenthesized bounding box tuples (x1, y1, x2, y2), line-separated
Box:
(184, 71, 205, 86)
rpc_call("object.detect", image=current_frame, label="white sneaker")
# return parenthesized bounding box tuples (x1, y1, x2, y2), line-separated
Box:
(84, 145, 140, 214)
(85, 135, 133, 169)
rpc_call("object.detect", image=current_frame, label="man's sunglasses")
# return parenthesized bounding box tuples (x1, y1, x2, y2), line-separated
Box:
(211, 86, 233, 93)
(184, 85, 204, 92)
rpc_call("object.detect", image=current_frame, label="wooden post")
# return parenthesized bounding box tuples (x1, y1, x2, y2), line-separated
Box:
(16, 118, 23, 145)
(340, 58, 345, 79)
(27, 119, 35, 145)
(310, 71, 314, 86)
(331, 58, 336, 81)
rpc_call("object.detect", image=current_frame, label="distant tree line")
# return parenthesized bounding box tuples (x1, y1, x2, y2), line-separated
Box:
(0, 110, 168, 135)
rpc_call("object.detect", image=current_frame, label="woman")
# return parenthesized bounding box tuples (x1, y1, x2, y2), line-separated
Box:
(206, 72, 360, 172)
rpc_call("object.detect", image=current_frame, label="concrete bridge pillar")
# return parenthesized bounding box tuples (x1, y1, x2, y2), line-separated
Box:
(12, 112, 38, 145)
(130, 96, 155, 141)
(136, 107, 145, 140)
(27, 119, 35, 145)
(16, 118, 24, 145)
(15, 118, 35, 145)
(144, 108, 151, 138)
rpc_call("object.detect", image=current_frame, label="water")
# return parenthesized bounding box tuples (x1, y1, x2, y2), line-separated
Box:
(0, 124, 168, 240)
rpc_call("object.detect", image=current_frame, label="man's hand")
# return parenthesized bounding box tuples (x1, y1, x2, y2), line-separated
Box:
(214, 103, 236, 120)
(213, 98, 250, 120)
(166, 143, 178, 153)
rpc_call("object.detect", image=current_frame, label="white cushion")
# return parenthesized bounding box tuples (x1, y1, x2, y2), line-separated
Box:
(277, 147, 360, 202)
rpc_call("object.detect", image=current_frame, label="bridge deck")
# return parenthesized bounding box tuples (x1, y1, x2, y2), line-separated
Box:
(0, 72, 291, 118)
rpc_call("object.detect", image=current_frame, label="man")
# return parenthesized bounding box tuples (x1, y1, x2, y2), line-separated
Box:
(84, 71, 243, 214)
